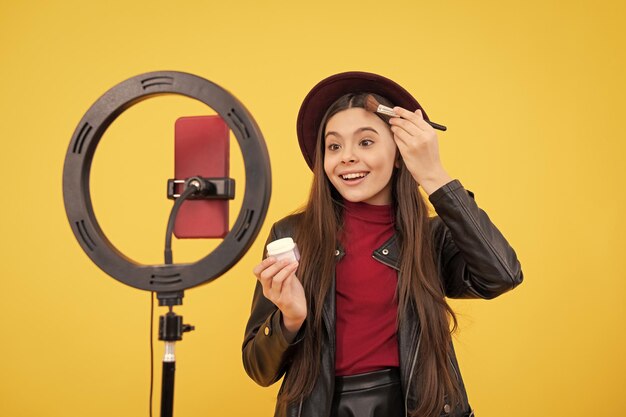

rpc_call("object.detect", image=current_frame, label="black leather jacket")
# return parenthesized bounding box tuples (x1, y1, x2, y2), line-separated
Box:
(242, 179, 523, 417)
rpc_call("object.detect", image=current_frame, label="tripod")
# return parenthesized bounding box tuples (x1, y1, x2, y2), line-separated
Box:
(156, 292, 194, 417)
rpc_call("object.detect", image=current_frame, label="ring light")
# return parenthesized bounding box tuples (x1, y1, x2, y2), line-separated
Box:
(63, 71, 271, 293)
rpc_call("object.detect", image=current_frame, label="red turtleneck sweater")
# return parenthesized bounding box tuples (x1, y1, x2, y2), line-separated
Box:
(335, 200, 399, 376)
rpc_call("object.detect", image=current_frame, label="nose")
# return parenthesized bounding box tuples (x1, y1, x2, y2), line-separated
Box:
(340, 145, 358, 164)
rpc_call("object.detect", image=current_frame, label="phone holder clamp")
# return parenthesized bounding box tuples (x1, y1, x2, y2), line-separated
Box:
(167, 176, 235, 200)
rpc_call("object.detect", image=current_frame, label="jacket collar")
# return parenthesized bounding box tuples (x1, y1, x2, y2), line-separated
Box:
(336, 232, 401, 271)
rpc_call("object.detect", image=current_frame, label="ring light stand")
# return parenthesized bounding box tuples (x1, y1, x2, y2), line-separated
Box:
(62, 71, 272, 417)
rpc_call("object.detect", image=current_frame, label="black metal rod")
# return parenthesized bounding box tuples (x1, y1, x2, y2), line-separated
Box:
(161, 361, 176, 417)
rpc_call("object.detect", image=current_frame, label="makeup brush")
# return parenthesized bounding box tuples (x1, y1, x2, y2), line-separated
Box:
(364, 95, 447, 131)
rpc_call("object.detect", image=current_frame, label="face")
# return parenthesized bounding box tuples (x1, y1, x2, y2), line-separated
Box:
(323, 107, 398, 205)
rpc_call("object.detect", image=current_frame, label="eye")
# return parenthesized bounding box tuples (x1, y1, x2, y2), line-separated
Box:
(360, 138, 374, 147)
(327, 143, 341, 151)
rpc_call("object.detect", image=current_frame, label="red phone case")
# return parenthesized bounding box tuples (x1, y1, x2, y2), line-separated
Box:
(174, 115, 230, 238)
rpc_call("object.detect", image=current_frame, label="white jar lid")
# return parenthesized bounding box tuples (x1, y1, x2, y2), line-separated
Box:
(266, 237, 296, 256)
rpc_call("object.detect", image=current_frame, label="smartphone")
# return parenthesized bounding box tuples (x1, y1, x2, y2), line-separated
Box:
(174, 115, 230, 238)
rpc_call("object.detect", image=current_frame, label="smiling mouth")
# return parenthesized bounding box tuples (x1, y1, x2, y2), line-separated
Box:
(340, 172, 369, 181)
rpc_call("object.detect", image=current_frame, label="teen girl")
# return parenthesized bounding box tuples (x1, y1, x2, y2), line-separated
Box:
(242, 71, 523, 417)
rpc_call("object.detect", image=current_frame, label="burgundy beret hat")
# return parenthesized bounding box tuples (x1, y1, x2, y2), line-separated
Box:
(296, 71, 431, 170)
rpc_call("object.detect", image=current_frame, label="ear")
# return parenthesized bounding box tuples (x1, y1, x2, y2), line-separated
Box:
(394, 149, 402, 168)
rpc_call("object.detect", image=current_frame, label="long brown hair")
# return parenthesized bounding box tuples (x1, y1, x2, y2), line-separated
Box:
(281, 92, 463, 416)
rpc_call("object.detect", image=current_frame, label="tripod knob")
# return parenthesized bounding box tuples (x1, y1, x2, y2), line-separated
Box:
(159, 311, 194, 341)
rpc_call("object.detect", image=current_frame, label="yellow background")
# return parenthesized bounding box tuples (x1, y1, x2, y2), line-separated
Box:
(1, 0, 625, 416)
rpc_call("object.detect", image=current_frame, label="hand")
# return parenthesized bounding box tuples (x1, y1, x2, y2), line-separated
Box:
(253, 257, 307, 335)
(389, 107, 453, 194)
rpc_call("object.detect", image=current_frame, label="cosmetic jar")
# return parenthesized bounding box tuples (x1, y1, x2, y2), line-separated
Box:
(266, 237, 300, 263)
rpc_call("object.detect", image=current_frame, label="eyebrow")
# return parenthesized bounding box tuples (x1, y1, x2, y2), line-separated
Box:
(325, 126, 379, 139)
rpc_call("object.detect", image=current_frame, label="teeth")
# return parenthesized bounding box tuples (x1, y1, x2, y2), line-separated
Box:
(341, 172, 367, 180)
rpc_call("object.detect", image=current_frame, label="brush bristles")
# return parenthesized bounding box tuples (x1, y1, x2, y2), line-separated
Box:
(364, 94, 381, 112)
(364, 95, 395, 116)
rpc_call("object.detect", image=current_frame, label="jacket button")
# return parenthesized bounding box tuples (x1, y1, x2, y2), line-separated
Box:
(334, 250, 340, 256)
(443, 404, 451, 413)
(264, 326, 270, 336)
(382, 248, 389, 255)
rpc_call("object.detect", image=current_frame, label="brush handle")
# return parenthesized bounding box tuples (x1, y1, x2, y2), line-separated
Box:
(427, 120, 447, 131)
(376, 105, 447, 131)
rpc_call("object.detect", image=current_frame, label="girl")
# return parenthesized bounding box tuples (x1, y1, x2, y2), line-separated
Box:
(242, 71, 523, 417)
